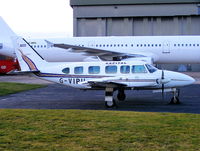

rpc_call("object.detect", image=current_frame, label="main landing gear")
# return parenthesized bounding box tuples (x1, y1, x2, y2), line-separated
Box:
(117, 89, 126, 101)
(169, 89, 180, 104)
(105, 87, 116, 108)
(105, 88, 126, 108)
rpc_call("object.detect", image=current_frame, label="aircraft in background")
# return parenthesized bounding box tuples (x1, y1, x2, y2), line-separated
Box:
(12, 36, 195, 107)
(1, 17, 200, 64)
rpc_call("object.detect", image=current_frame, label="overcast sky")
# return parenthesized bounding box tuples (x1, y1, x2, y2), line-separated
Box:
(0, 0, 73, 37)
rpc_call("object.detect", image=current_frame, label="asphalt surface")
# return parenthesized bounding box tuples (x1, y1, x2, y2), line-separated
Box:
(0, 76, 199, 113)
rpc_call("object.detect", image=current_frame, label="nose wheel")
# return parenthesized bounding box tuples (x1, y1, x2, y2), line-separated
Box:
(170, 89, 180, 104)
(170, 96, 180, 104)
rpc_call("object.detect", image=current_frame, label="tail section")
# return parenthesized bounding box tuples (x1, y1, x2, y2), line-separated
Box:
(0, 17, 17, 57)
(0, 17, 16, 38)
(12, 36, 47, 72)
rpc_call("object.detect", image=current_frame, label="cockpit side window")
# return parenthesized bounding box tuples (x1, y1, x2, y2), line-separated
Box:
(132, 65, 147, 73)
(145, 64, 157, 73)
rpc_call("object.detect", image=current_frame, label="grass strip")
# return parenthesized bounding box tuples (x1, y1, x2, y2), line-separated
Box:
(0, 82, 45, 96)
(0, 109, 199, 151)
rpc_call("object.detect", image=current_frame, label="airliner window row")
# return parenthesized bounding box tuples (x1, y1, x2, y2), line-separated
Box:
(94, 44, 162, 47)
(174, 44, 200, 47)
(95, 43, 200, 48)
(31, 45, 47, 48)
(61, 65, 156, 75)
(29, 43, 200, 48)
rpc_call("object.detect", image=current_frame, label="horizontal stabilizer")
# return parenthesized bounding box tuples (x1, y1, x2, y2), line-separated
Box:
(7, 69, 40, 75)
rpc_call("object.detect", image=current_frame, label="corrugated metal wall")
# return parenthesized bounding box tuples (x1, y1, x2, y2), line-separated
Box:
(71, 2, 200, 71)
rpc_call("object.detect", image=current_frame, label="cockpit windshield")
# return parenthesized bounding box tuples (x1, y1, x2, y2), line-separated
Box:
(145, 64, 158, 73)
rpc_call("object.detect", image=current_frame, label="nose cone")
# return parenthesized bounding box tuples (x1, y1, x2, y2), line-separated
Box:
(177, 73, 195, 86)
(164, 71, 195, 87)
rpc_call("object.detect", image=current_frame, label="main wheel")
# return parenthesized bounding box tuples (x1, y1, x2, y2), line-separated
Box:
(117, 92, 126, 101)
(170, 96, 180, 104)
(105, 99, 116, 108)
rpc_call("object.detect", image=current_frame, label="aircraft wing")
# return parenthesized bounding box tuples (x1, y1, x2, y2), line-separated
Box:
(7, 69, 40, 75)
(80, 77, 127, 88)
(80, 76, 157, 88)
(45, 40, 146, 61)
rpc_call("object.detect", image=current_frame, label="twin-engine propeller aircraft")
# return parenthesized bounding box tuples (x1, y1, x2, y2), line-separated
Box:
(1, 16, 200, 64)
(12, 37, 195, 107)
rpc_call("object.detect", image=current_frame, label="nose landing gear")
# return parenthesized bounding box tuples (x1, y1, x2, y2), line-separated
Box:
(169, 89, 180, 104)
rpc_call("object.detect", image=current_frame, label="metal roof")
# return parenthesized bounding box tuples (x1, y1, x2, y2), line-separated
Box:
(70, 0, 200, 6)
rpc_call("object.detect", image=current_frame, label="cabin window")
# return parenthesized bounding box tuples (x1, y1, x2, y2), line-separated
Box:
(132, 65, 147, 73)
(120, 65, 130, 74)
(74, 66, 83, 74)
(105, 66, 117, 74)
(88, 66, 100, 74)
(62, 68, 70, 74)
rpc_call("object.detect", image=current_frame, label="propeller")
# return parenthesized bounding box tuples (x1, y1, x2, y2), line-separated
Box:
(161, 70, 165, 101)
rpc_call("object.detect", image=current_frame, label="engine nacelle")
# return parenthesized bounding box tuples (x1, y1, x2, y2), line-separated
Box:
(121, 57, 154, 64)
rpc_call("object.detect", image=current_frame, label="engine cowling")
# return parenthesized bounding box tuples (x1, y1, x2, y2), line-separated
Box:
(121, 57, 153, 64)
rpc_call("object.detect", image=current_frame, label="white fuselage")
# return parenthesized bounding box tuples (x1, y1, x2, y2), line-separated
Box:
(2, 36, 200, 63)
(35, 61, 195, 90)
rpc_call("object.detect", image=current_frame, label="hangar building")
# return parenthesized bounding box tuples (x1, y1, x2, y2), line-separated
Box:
(70, 0, 200, 71)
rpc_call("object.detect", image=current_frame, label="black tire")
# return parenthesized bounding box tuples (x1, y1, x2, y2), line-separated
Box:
(117, 92, 126, 101)
(105, 99, 116, 108)
(170, 97, 180, 104)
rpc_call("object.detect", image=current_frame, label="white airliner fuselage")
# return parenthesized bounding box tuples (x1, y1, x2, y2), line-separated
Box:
(27, 36, 200, 63)
(2, 36, 200, 63)
(0, 16, 200, 64)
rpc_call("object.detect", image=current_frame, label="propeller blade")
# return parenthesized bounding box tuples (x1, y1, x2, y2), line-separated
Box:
(162, 70, 164, 79)
(161, 70, 164, 101)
